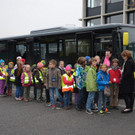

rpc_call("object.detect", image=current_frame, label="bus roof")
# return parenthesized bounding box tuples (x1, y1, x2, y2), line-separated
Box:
(0, 23, 135, 41)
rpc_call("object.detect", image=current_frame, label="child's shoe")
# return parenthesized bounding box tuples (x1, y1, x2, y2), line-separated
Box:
(98, 110, 104, 115)
(15, 97, 20, 101)
(104, 108, 111, 114)
(46, 102, 51, 107)
(19, 96, 23, 100)
(86, 109, 93, 115)
(24, 99, 29, 102)
(52, 105, 56, 109)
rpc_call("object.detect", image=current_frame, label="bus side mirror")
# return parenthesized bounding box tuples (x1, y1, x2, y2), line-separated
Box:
(123, 32, 129, 46)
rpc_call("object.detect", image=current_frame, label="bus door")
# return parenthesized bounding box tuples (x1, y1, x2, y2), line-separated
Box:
(93, 33, 113, 58)
(76, 32, 92, 58)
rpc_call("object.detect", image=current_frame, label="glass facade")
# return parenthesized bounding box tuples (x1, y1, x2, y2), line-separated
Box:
(105, 14, 123, 24)
(128, 12, 135, 24)
(106, 0, 123, 3)
(87, 18, 101, 26)
(87, 0, 101, 8)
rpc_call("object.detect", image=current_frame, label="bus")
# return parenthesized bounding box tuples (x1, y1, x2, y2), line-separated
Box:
(0, 23, 134, 66)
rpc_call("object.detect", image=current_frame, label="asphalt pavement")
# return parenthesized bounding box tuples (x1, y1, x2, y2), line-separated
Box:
(0, 87, 135, 135)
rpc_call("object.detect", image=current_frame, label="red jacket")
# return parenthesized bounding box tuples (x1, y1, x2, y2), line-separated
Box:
(109, 68, 121, 84)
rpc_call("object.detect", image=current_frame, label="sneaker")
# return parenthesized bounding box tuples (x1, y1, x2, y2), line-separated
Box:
(24, 99, 29, 102)
(104, 108, 111, 114)
(86, 110, 93, 115)
(15, 97, 20, 101)
(76, 107, 83, 111)
(46, 102, 51, 107)
(98, 110, 104, 115)
(52, 105, 56, 109)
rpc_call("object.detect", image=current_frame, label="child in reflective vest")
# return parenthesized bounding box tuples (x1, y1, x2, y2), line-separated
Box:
(21, 64, 33, 102)
(62, 66, 74, 109)
(7, 62, 14, 96)
(0, 59, 8, 95)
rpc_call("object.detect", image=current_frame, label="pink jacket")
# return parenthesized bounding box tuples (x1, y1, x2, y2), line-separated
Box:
(21, 72, 32, 87)
(103, 57, 110, 67)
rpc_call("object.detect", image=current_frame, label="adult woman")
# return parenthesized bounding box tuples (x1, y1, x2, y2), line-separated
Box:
(120, 50, 134, 113)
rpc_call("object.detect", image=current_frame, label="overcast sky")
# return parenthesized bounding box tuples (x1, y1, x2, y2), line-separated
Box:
(0, 0, 82, 38)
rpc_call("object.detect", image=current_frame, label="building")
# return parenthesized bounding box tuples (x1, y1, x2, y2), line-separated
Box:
(82, 0, 135, 27)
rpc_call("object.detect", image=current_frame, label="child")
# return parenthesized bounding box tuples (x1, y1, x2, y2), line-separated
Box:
(57, 61, 65, 100)
(33, 62, 44, 103)
(62, 66, 74, 109)
(108, 58, 121, 109)
(40, 60, 50, 105)
(0, 59, 8, 95)
(14, 61, 24, 100)
(86, 58, 97, 114)
(76, 57, 87, 111)
(21, 65, 33, 102)
(97, 64, 111, 115)
(7, 62, 14, 96)
(46, 59, 64, 109)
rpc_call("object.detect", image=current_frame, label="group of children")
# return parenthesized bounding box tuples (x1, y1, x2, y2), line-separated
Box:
(0, 54, 122, 115)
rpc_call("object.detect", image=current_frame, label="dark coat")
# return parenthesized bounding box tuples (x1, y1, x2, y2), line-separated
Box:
(119, 57, 135, 94)
(33, 68, 44, 89)
(14, 68, 23, 86)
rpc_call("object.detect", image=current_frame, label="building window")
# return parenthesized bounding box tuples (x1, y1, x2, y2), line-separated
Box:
(105, 14, 123, 23)
(127, 0, 135, 9)
(87, 0, 101, 8)
(106, 0, 123, 3)
(128, 12, 135, 24)
(87, 18, 101, 26)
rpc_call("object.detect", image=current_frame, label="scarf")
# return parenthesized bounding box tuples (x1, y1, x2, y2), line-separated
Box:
(111, 66, 119, 71)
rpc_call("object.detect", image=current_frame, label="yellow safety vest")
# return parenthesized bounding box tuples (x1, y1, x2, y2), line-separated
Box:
(24, 72, 33, 84)
(9, 69, 15, 82)
(61, 73, 74, 93)
(0, 67, 7, 80)
(34, 70, 43, 84)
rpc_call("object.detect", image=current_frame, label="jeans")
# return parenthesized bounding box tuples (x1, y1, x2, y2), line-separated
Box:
(98, 90, 107, 112)
(77, 88, 86, 109)
(86, 92, 95, 110)
(64, 91, 71, 106)
(15, 86, 24, 98)
(49, 87, 64, 106)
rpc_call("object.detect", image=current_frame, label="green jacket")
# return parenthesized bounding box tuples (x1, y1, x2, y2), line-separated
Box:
(86, 67, 97, 92)
(85, 65, 90, 73)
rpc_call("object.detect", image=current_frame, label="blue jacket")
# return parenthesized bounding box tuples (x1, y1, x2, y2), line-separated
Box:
(96, 70, 110, 91)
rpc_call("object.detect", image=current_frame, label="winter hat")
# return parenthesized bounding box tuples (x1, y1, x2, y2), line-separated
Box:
(0, 59, 5, 65)
(41, 60, 46, 66)
(67, 64, 72, 69)
(65, 66, 71, 71)
(85, 56, 91, 65)
(20, 58, 26, 64)
(16, 56, 22, 60)
(8, 62, 14, 66)
(37, 62, 44, 69)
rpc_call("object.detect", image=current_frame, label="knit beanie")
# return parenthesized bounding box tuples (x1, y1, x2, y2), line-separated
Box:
(65, 66, 71, 71)
(37, 62, 44, 69)
(41, 60, 46, 66)
(0, 59, 5, 65)
(20, 58, 26, 64)
(16, 56, 22, 60)
(8, 62, 14, 67)
(85, 56, 91, 65)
